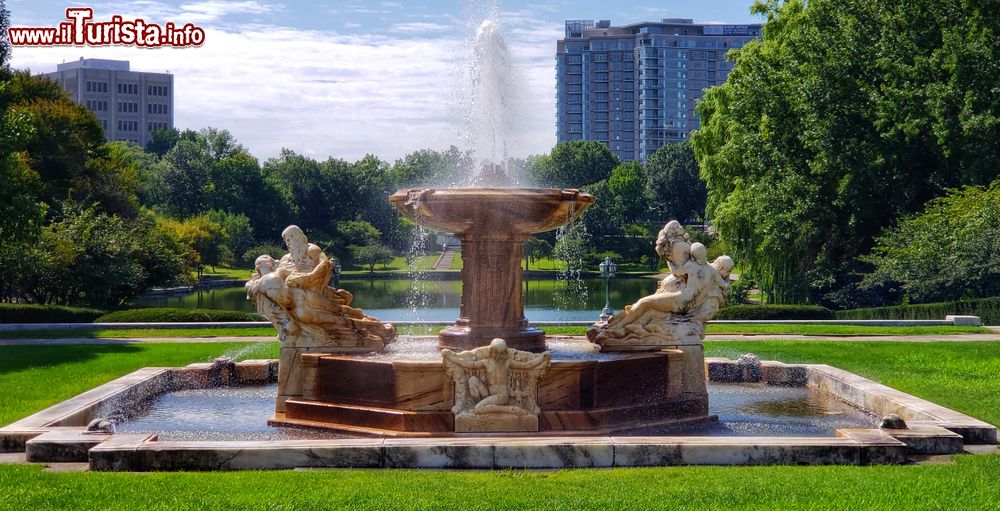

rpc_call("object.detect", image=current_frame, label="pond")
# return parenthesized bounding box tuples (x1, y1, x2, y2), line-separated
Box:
(133, 277, 660, 322)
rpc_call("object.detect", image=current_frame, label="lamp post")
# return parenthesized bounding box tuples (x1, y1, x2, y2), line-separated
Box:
(333, 260, 343, 287)
(599, 256, 617, 321)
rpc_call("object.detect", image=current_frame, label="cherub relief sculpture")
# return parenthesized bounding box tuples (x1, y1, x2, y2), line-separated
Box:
(588, 220, 734, 349)
(441, 338, 551, 432)
(246, 225, 396, 412)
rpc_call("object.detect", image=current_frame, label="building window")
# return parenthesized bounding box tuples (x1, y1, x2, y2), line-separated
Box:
(86, 81, 108, 93)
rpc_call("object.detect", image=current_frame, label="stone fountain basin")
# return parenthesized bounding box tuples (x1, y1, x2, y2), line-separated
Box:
(388, 188, 595, 234)
(4, 349, 995, 470)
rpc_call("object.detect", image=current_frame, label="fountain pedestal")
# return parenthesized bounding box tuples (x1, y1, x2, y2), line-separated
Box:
(439, 233, 544, 351)
(390, 188, 594, 351)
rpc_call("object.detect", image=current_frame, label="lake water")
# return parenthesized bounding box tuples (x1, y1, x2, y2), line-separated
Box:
(133, 277, 660, 322)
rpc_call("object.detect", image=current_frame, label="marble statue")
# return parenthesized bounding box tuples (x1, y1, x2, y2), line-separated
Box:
(441, 338, 551, 432)
(246, 225, 397, 412)
(588, 220, 734, 350)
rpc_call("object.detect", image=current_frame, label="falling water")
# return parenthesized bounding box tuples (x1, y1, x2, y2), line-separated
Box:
(456, 4, 528, 186)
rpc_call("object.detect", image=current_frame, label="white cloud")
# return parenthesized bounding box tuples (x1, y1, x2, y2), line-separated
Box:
(390, 22, 451, 34)
(177, 1, 279, 22)
(10, 7, 560, 163)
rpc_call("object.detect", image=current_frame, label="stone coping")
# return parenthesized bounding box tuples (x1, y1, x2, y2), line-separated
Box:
(0, 317, 975, 331)
(88, 434, 907, 471)
(2, 355, 995, 470)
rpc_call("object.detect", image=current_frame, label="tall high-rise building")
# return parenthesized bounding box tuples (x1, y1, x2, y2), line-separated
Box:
(556, 19, 761, 161)
(42, 58, 173, 148)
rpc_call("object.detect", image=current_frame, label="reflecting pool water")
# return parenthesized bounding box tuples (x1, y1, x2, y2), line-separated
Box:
(133, 278, 660, 322)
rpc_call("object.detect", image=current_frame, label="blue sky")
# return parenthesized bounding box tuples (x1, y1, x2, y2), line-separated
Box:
(8, 0, 762, 161)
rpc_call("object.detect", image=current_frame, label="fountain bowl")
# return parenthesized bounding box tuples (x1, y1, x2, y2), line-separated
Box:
(388, 188, 594, 235)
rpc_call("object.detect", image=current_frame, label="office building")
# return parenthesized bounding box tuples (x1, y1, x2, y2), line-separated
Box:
(556, 19, 761, 161)
(43, 58, 173, 147)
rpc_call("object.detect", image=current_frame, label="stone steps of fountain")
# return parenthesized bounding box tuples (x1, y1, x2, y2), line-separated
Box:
(283, 399, 454, 433)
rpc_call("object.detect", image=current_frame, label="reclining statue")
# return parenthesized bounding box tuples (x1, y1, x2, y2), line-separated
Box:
(588, 220, 734, 349)
(246, 225, 396, 412)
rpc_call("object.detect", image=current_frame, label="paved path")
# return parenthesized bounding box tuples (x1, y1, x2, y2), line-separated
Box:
(3, 333, 1000, 346)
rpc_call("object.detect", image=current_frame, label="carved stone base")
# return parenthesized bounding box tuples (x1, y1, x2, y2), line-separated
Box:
(587, 320, 703, 351)
(438, 325, 546, 352)
(455, 414, 539, 433)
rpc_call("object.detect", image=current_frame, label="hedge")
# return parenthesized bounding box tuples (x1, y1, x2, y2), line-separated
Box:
(715, 304, 835, 321)
(96, 308, 264, 323)
(0, 304, 107, 323)
(836, 297, 1000, 325)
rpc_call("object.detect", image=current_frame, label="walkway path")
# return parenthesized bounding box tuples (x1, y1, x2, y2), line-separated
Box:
(433, 246, 460, 270)
(3, 333, 1000, 346)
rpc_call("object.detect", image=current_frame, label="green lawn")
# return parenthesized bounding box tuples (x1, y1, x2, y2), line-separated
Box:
(1, 340, 1000, 509)
(0, 324, 989, 339)
(194, 267, 253, 280)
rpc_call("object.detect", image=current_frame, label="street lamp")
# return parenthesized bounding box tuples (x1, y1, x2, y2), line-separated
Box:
(333, 260, 343, 286)
(599, 256, 618, 321)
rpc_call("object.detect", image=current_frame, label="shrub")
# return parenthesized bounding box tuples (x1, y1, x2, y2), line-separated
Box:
(0, 304, 106, 323)
(716, 304, 835, 320)
(836, 297, 1000, 325)
(96, 307, 263, 323)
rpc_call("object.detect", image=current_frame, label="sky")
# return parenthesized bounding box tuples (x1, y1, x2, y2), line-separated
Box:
(7, 0, 763, 162)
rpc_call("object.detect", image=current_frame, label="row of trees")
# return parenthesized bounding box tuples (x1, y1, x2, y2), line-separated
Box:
(693, 0, 1000, 308)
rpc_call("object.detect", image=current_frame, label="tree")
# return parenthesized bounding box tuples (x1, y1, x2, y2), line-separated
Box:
(350, 244, 393, 273)
(692, 0, 1000, 304)
(644, 140, 706, 223)
(523, 237, 552, 270)
(145, 127, 181, 157)
(389, 146, 472, 188)
(529, 141, 619, 188)
(336, 220, 380, 246)
(15, 204, 185, 307)
(553, 220, 591, 272)
(158, 138, 212, 217)
(864, 181, 1000, 303)
(158, 215, 228, 277)
(203, 210, 254, 263)
(0, 0, 10, 68)
(606, 161, 646, 224)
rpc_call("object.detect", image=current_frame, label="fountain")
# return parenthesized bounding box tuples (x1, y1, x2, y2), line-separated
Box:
(238, 18, 737, 435)
(389, 186, 594, 351)
(1, 6, 995, 471)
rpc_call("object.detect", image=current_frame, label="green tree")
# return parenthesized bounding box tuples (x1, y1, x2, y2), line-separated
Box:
(529, 141, 619, 188)
(350, 244, 394, 273)
(644, 140, 706, 223)
(606, 161, 646, 224)
(145, 127, 181, 157)
(0, 0, 10, 67)
(523, 237, 553, 270)
(336, 220, 381, 247)
(389, 146, 472, 187)
(692, 0, 1000, 304)
(16, 204, 185, 307)
(203, 210, 254, 263)
(864, 181, 1000, 303)
(553, 220, 591, 272)
(158, 138, 213, 217)
(158, 215, 228, 277)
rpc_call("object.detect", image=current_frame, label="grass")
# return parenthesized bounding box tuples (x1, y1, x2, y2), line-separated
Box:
(704, 324, 991, 336)
(194, 267, 253, 280)
(2, 340, 1000, 509)
(0, 342, 269, 426)
(2, 456, 1000, 510)
(0, 324, 989, 339)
